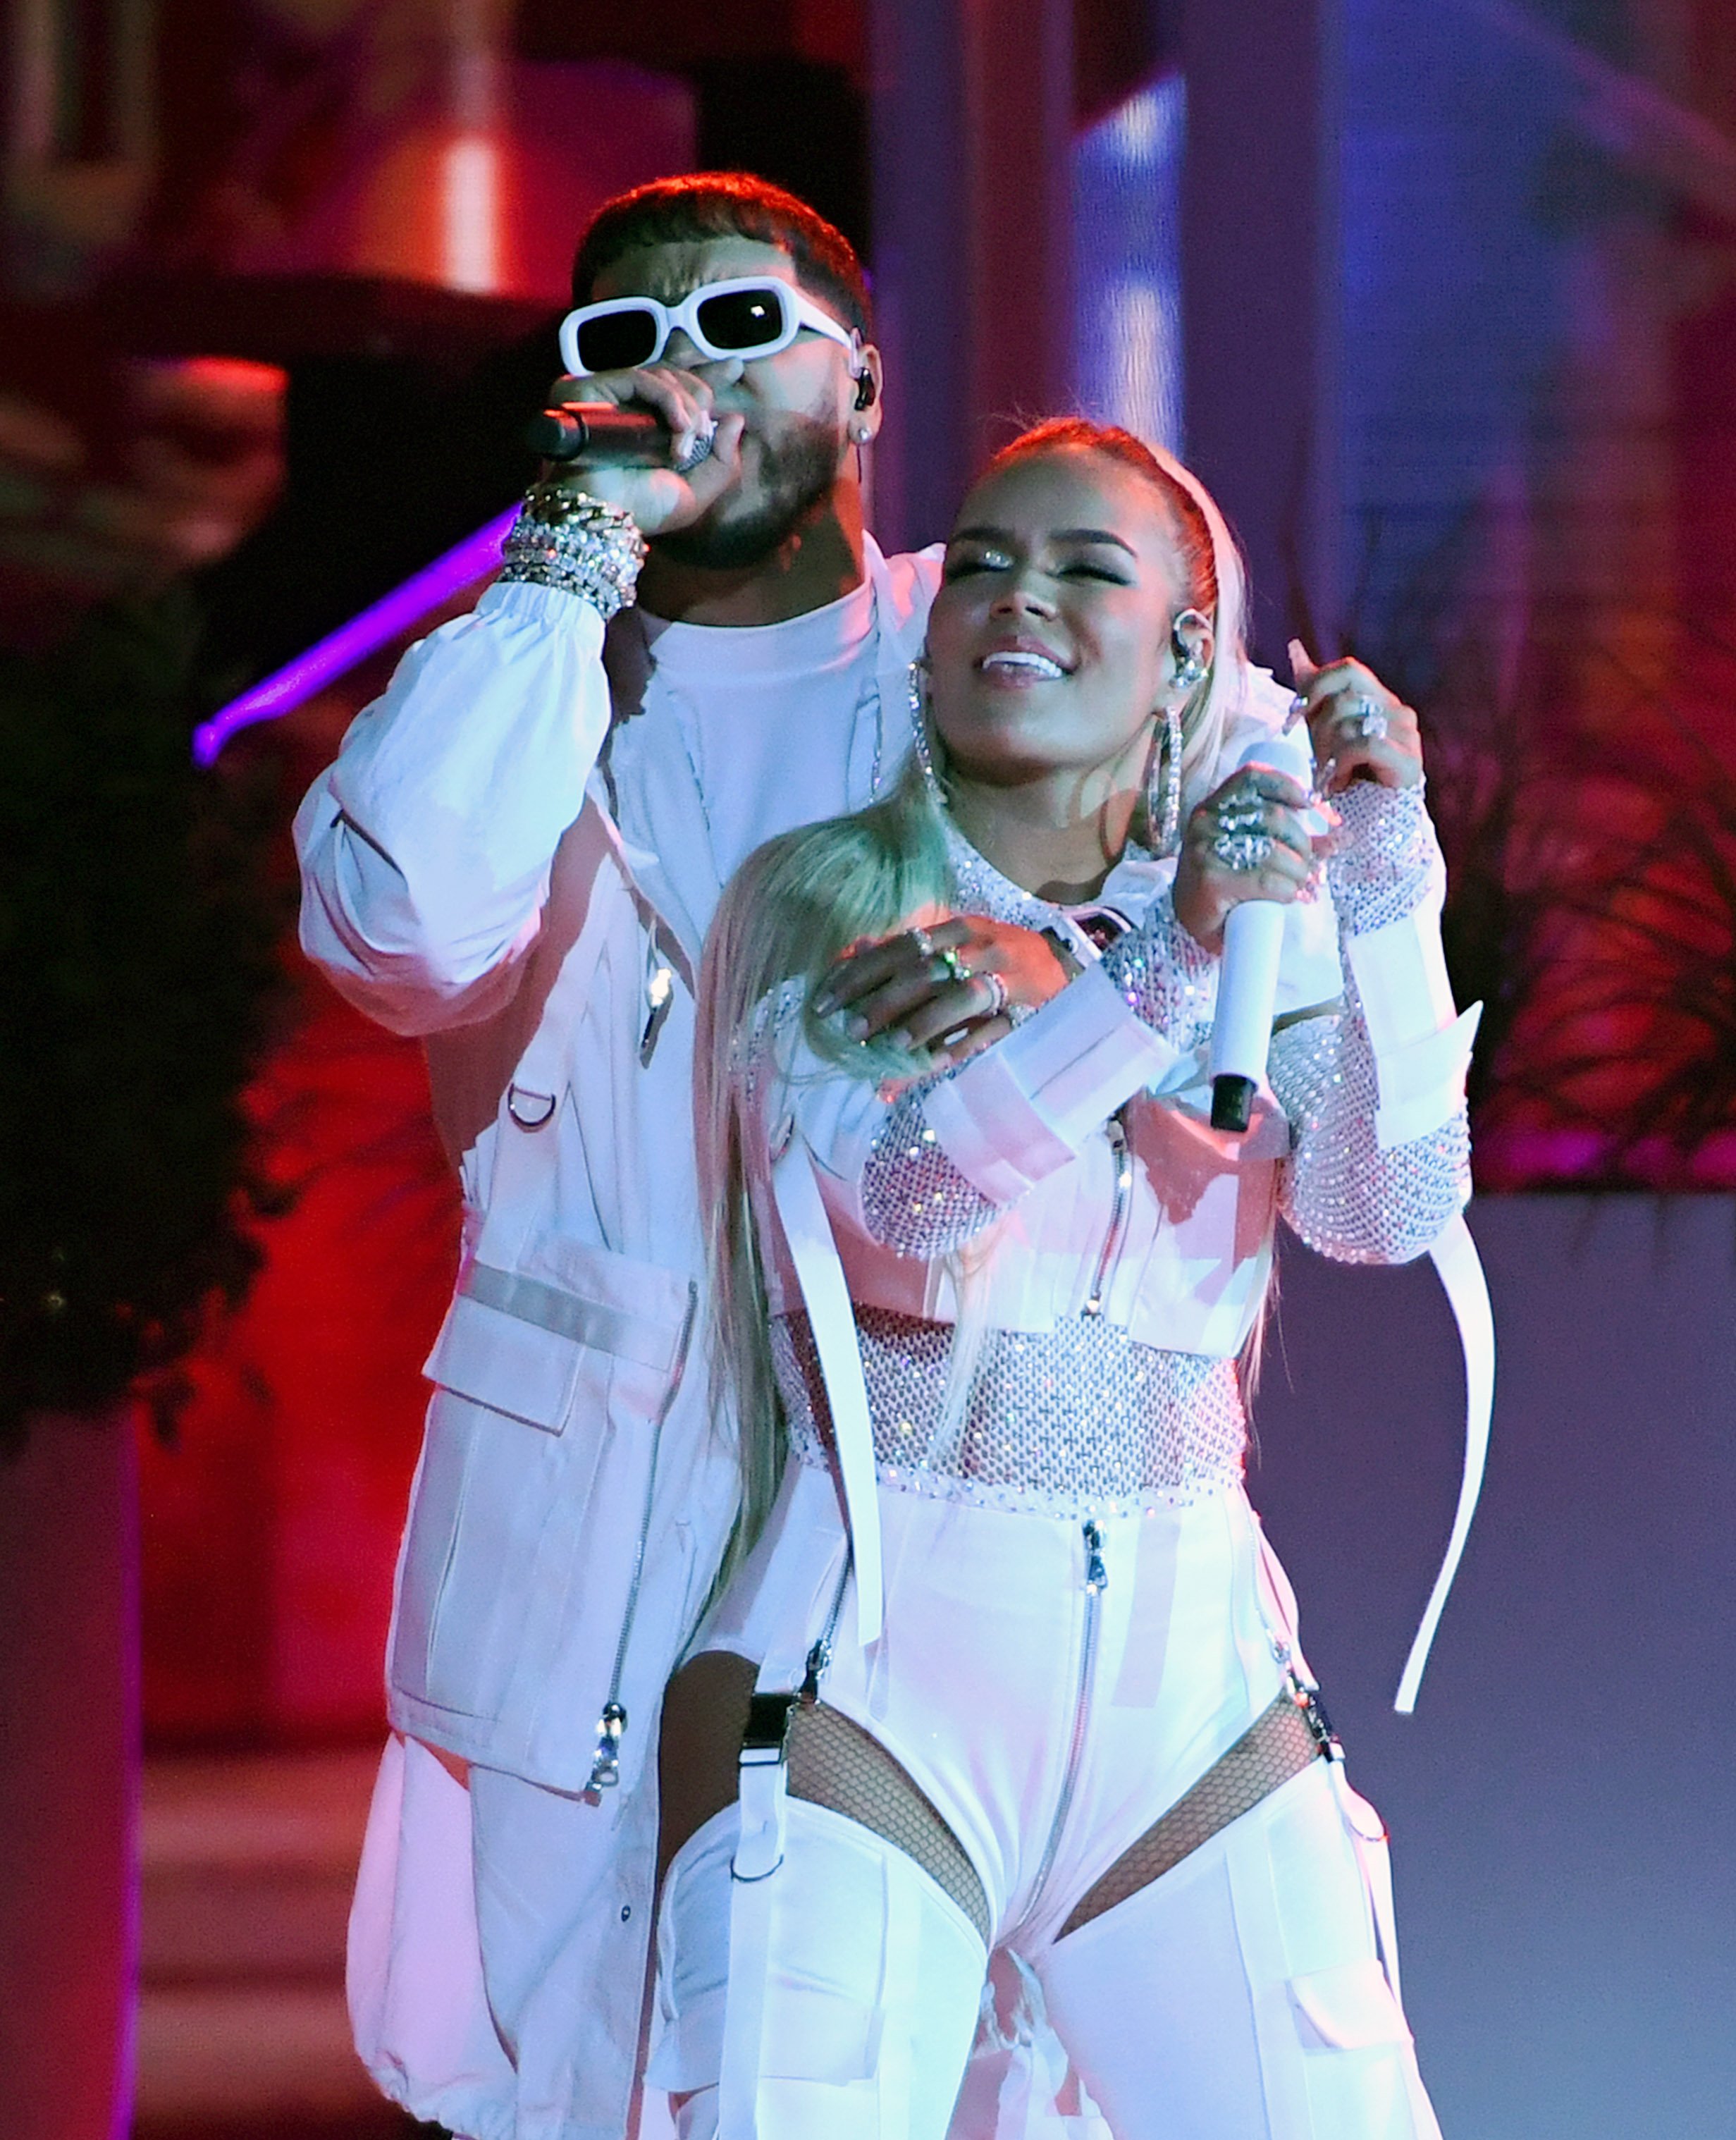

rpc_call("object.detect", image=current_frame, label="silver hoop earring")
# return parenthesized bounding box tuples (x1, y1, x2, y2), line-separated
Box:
(1146, 699, 1186, 856)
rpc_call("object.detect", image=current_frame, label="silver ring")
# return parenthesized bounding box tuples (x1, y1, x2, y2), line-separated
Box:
(909, 925, 936, 962)
(1210, 796, 1274, 872)
(979, 971, 1009, 1019)
(935, 944, 968, 986)
(1212, 827, 1274, 872)
(671, 415, 717, 475)
(1339, 696, 1389, 742)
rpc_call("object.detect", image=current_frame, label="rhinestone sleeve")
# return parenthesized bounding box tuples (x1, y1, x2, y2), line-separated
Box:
(1095, 885, 1219, 1047)
(858, 894, 1221, 1261)
(1326, 780, 1442, 936)
(859, 1079, 1002, 1258)
(1270, 981, 1470, 1265)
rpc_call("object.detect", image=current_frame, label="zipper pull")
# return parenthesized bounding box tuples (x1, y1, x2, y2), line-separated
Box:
(581, 1701, 628, 1805)
(1083, 1520, 1109, 1594)
(639, 962, 675, 1066)
(799, 1636, 832, 1708)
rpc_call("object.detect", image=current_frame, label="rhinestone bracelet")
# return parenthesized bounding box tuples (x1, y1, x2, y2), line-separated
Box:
(497, 482, 648, 620)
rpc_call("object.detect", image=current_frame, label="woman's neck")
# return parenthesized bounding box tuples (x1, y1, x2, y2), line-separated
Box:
(947, 766, 1143, 906)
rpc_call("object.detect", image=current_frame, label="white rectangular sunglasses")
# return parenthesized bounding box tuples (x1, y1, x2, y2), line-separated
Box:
(558, 276, 858, 379)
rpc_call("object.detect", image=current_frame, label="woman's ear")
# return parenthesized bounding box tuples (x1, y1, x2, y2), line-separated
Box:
(1168, 607, 1214, 694)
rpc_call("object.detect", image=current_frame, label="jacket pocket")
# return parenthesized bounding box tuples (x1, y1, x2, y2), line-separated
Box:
(393, 1239, 696, 1738)
(424, 1243, 694, 1432)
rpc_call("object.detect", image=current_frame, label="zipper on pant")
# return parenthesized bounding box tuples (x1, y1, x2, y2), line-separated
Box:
(1020, 1520, 1108, 1925)
(799, 1554, 854, 1707)
(583, 1284, 699, 1804)
(1083, 1115, 1133, 1316)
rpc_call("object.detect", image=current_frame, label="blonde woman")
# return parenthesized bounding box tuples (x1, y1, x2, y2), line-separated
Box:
(653, 419, 1476, 2139)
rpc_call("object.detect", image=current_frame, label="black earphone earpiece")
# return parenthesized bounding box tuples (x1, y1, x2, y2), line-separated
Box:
(854, 371, 878, 411)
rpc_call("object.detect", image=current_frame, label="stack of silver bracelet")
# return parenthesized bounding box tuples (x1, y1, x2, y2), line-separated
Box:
(497, 481, 648, 620)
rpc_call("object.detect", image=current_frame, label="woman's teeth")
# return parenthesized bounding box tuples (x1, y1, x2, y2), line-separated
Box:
(981, 651, 1065, 679)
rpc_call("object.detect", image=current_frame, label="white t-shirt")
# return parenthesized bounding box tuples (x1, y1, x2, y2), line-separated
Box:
(601, 541, 942, 951)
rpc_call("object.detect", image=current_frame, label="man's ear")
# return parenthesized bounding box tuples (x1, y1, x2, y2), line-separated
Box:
(849, 340, 886, 441)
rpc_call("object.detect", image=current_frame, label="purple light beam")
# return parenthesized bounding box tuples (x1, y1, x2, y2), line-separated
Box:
(192, 505, 520, 766)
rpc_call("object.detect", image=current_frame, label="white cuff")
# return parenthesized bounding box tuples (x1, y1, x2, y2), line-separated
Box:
(1345, 901, 1456, 1056)
(922, 964, 1184, 1201)
(1373, 1003, 1482, 1150)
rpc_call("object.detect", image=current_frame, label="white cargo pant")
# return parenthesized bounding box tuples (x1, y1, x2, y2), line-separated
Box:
(649, 1469, 1443, 2140)
(348, 1733, 657, 2140)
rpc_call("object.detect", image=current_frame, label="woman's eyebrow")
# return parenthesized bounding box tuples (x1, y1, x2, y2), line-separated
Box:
(1052, 527, 1138, 556)
(949, 524, 1139, 558)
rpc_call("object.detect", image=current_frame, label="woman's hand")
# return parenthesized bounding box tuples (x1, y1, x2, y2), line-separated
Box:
(1288, 642, 1423, 794)
(813, 916, 1072, 1068)
(1173, 766, 1328, 954)
(536, 367, 746, 539)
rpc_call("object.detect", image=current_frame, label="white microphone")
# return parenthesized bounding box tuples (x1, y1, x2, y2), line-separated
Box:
(1207, 724, 1318, 1133)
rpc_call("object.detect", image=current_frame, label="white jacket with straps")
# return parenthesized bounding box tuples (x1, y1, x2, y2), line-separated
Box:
(293, 542, 938, 1797)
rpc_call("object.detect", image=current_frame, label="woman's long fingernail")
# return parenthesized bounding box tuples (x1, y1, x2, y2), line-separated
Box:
(846, 1014, 869, 1040)
(813, 990, 837, 1016)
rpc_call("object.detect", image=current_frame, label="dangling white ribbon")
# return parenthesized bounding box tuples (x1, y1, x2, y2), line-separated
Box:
(1395, 1212, 1495, 1712)
(770, 1136, 884, 1647)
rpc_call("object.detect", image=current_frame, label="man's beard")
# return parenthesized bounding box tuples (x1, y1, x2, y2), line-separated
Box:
(653, 414, 842, 571)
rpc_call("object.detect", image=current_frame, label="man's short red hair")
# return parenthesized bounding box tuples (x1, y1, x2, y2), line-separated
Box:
(571, 171, 870, 336)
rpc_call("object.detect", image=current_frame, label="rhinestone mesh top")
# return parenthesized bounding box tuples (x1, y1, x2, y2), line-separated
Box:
(764, 780, 1470, 1513)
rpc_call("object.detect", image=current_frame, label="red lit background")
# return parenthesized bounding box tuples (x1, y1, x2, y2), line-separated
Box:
(2, 4, 1735, 2136)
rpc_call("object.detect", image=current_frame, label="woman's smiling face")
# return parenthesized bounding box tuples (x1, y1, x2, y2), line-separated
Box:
(923, 445, 1197, 797)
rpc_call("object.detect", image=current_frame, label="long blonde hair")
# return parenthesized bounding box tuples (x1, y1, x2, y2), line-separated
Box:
(696, 422, 1255, 1576)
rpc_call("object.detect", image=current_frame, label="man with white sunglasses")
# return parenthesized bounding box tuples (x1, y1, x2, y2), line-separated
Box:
(296, 173, 947, 2140)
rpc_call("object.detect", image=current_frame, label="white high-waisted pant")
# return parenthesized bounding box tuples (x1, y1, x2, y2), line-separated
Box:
(650, 1465, 1443, 2140)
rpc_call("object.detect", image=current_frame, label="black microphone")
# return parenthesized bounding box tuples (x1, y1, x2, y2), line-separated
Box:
(524, 402, 668, 465)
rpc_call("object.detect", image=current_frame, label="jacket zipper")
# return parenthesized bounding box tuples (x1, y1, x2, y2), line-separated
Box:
(1083, 1114, 1133, 1316)
(583, 1282, 699, 1803)
(1019, 1520, 1108, 1924)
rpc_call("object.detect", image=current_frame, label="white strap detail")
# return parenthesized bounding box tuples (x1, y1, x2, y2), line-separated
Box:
(1395, 1212, 1495, 1712)
(770, 1138, 884, 1647)
(720, 1766, 784, 2140)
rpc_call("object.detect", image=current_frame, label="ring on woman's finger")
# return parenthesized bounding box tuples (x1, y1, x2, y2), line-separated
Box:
(935, 944, 969, 986)
(909, 924, 936, 961)
(978, 971, 1009, 1019)
(1338, 696, 1389, 742)
(1211, 825, 1274, 872)
(1209, 793, 1272, 872)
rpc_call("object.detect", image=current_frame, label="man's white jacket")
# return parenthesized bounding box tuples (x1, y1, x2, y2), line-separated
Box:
(294, 546, 937, 1800)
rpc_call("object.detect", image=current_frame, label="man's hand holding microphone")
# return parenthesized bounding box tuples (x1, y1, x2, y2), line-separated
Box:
(527, 364, 746, 539)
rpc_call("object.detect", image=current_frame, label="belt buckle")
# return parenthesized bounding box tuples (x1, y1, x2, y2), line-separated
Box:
(739, 1691, 800, 1769)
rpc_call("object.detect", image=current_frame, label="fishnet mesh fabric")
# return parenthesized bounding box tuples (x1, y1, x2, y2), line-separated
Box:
(1328, 781, 1441, 935)
(1272, 996, 1470, 1265)
(772, 1307, 1246, 1515)
(788, 1702, 991, 1945)
(1095, 889, 1218, 1043)
(1057, 1696, 1321, 1937)
(857, 890, 1216, 1265)
(861, 1092, 1000, 1258)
